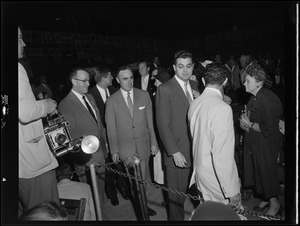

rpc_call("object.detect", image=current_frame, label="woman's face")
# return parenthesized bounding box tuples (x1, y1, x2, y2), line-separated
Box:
(244, 74, 262, 95)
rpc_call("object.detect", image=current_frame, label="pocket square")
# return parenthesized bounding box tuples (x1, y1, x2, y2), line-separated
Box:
(139, 106, 145, 110)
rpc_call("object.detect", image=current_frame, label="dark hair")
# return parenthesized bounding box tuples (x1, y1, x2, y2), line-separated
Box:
(68, 67, 89, 81)
(56, 163, 73, 182)
(19, 201, 69, 221)
(203, 62, 230, 86)
(138, 61, 150, 68)
(115, 65, 132, 77)
(93, 65, 112, 83)
(174, 50, 193, 65)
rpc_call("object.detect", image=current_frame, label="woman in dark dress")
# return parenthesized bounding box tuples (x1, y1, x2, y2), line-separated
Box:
(239, 62, 283, 217)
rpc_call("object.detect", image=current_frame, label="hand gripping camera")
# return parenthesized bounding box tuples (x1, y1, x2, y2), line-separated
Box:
(43, 113, 99, 158)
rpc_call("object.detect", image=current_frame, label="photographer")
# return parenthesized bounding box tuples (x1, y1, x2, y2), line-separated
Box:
(18, 26, 60, 217)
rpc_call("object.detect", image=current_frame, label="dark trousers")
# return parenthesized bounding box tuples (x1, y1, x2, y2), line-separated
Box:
(19, 170, 59, 217)
(243, 142, 281, 199)
(165, 166, 191, 220)
(105, 156, 130, 200)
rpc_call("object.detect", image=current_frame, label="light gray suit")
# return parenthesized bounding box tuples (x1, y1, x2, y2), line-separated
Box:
(105, 88, 157, 180)
(58, 90, 108, 207)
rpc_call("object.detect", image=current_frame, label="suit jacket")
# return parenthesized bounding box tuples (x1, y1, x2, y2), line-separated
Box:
(105, 88, 158, 160)
(88, 85, 117, 127)
(58, 91, 108, 165)
(134, 75, 156, 101)
(18, 63, 58, 179)
(155, 76, 193, 168)
(188, 87, 240, 200)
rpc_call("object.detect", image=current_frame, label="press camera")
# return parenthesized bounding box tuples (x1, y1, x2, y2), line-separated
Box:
(43, 113, 81, 157)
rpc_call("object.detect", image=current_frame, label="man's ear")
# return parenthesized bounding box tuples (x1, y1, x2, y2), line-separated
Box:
(71, 78, 76, 86)
(222, 77, 228, 87)
(116, 77, 120, 84)
(173, 64, 176, 73)
(201, 77, 206, 86)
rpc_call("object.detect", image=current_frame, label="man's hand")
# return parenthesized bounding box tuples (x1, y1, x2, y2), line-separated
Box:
(45, 98, 57, 114)
(151, 145, 160, 155)
(112, 153, 119, 163)
(223, 95, 232, 105)
(228, 193, 241, 210)
(172, 152, 187, 168)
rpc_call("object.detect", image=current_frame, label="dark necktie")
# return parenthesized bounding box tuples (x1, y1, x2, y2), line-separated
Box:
(82, 95, 97, 122)
(127, 92, 133, 117)
(184, 82, 193, 104)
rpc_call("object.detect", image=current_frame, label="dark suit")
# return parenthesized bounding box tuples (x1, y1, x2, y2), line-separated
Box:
(88, 85, 129, 202)
(89, 85, 117, 127)
(134, 75, 156, 101)
(155, 76, 193, 220)
(58, 90, 108, 208)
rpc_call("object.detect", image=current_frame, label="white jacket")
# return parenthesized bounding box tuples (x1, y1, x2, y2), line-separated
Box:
(19, 63, 58, 178)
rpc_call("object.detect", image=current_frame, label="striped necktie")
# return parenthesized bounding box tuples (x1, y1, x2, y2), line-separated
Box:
(184, 82, 193, 104)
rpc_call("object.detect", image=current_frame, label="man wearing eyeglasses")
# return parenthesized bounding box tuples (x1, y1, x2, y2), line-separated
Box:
(155, 50, 195, 220)
(58, 67, 109, 219)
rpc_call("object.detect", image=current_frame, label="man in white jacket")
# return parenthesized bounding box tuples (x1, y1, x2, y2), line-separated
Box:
(18, 26, 59, 217)
(188, 62, 241, 209)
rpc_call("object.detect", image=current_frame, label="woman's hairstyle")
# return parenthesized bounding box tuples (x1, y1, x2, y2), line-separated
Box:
(19, 201, 69, 221)
(243, 62, 267, 83)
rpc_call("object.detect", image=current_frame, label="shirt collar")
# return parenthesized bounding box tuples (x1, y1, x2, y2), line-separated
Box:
(72, 89, 84, 99)
(205, 87, 223, 98)
(175, 75, 190, 88)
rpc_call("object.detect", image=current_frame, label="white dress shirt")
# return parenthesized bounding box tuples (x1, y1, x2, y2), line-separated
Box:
(96, 84, 110, 103)
(174, 75, 194, 101)
(120, 88, 134, 106)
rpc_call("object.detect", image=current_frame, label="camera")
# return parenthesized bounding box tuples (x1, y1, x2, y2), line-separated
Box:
(43, 113, 74, 156)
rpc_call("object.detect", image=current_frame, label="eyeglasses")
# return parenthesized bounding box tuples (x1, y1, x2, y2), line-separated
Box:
(74, 78, 90, 83)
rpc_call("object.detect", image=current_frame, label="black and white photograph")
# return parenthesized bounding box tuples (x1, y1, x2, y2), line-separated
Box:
(1, 1, 297, 223)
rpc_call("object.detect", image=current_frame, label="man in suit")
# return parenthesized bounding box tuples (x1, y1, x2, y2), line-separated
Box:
(134, 61, 156, 101)
(105, 65, 159, 217)
(88, 65, 130, 206)
(58, 67, 108, 218)
(188, 62, 241, 209)
(35, 75, 53, 100)
(149, 56, 161, 77)
(88, 65, 117, 127)
(155, 50, 195, 220)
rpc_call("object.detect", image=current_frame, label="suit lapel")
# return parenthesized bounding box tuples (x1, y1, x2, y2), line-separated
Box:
(171, 77, 190, 107)
(69, 92, 98, 125)
(116, 90, 132, 118)
(94, 87, 105, 108)
(133, 88, 141, 119)
(86, 94, 101, 126)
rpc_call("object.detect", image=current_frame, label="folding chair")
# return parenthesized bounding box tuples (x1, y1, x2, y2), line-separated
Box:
(60, 198, 86, 221)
